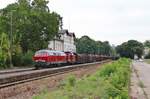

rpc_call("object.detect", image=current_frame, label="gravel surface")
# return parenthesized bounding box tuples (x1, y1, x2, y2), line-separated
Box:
(0, 62, 107, 99)
(130, 61, 150, 99)
(0, 62, 102, 78)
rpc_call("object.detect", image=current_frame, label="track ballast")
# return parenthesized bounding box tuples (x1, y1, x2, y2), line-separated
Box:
(0, 60, 110, 89)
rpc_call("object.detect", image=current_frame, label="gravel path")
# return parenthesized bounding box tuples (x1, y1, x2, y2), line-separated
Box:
(0, 62, 107, 99)
(130, 61, 150, 99)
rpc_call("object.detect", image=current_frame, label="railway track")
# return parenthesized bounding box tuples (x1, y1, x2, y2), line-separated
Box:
(0, 60, 110, 89)
(0, 68, 35, 74)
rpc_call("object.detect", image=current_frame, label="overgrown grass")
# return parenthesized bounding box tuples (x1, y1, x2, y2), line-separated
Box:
(138, 81, 145, 88)
(144, 59, 150, 64)
(33, 58, 131, 99)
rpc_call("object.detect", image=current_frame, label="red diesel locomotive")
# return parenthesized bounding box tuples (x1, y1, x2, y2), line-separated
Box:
(33, 49, 109, 69)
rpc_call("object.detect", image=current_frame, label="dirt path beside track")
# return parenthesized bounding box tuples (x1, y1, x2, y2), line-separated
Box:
(130, 61, 150, 99)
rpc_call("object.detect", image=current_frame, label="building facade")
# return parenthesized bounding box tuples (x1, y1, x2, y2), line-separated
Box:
(48, 29, 76, 52)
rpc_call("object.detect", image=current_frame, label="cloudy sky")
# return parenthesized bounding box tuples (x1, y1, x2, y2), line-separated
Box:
(1, 0, 150, 45)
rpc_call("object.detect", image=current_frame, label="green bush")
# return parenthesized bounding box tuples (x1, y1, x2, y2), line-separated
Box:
(0, 53, 7, 69)
(66, 75, 76, 87)
(12, 53, 22, 66)
(12, 51, 34, 66)
(0, 32, 10, 69)
(33, 58, 131, 99)
(145, 52, 150, 59)
(21, 51, 34, 66)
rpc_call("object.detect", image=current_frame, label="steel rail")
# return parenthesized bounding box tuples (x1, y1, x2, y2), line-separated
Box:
(0, 60, 110, 89)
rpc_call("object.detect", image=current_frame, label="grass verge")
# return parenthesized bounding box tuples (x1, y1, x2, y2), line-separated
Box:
(33, 58, 131, 99)
(144, 59, 150, 64)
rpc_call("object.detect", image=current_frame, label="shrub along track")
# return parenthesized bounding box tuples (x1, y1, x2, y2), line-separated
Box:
(0, 60, 110, 99)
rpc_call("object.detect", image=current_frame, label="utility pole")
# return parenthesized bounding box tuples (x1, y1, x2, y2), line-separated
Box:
(9, 11, 13, 67)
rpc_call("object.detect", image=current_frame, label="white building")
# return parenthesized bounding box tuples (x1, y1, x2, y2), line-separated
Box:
(48, 29, 76, 52)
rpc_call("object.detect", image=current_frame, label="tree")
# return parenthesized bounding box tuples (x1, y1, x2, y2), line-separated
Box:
(76, 36, 95, 54)
(0, 0, 61, 53)
(76, 35, 112, 55)
(0, 0, 62, 67)
(144, 40, 150, 48)
(116, 40, 144, 59)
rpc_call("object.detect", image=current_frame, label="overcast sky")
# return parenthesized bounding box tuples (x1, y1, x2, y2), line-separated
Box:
(1, 0, 150, 45)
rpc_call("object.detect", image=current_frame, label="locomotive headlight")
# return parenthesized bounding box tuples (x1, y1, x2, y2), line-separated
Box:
(36, 60, 46, 62)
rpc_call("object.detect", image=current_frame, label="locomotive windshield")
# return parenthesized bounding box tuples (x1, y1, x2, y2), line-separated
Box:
(35, 51, 49, 57)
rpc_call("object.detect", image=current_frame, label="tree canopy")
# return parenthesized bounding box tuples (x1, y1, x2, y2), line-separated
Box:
(0, 0, 62, 67)
(144, 40, 150, 48)
(76, 35, 113, 55)
(0, 0, 61, 53)
(116, 40, 144, 59)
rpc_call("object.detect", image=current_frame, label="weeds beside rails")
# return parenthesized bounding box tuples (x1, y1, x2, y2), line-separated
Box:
(33, 58, 131, 99)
